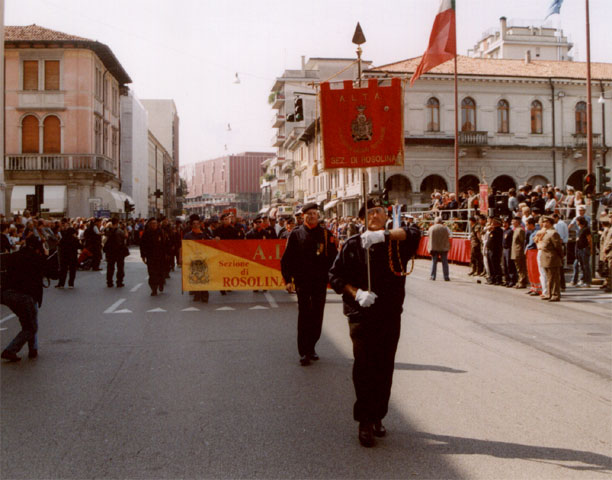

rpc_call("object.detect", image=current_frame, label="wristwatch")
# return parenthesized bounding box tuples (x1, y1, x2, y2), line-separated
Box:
(384, 230, 390, 242)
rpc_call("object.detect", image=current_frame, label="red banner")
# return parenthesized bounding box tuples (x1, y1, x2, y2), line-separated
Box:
(320, 78, 404, 169)
(479, 183, 489, 214)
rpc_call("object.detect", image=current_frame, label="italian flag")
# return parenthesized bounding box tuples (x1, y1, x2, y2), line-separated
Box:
(410, 0, 456, 87)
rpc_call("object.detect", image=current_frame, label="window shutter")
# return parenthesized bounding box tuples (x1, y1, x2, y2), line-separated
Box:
(45, 61, 60, 90)
(23, 61, 38, 90)
(22, 115, 40, 153)
(43, 116, 61, 153)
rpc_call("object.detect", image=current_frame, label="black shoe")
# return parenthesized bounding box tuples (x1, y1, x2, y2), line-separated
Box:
(444, 278, 450, 282)
(28, 349, 38, 359)
(309, 352, 319, 361)
(151, 290, 157, 296)
(92, 268, 103, 271)
(107, 284, 114, 288)
(201, 292, 209, 303)
(220, 290, 227, 295)
(358, 422, 375, 447)
(373, 420, 386, 438)
(159, 283, 164, 292)
(116, 283, 124, 288)
(299, 355, 311, 366)
(1, 351, 21, 362)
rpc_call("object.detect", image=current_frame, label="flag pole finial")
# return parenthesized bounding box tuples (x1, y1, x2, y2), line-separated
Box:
(352, 22, 366, 45)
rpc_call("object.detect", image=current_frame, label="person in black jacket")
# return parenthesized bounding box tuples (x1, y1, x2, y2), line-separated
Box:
(486, 217, 504, 285)
(246, 216, 276, 239)
(84, 218, 103, 271)
(1, 236, 46, 361)
(140, 218, 167, 296)
(502, 217, 517, 287)
(56, 227, 80, 288)
(104, 218, 128, 288)
(214, 213, 239, 239)
(281, 202, 338, 366)
(328, 198, 421, 447)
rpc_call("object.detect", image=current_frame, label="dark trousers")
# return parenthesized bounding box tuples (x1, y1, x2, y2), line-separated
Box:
(296, 283, 327, 356)
(487, 250, 503, 283)
(1, 290, 38, 354)
(146, 260, 165, 292)
(470, 244, 483, 273)
(349, 310, 401, 422)
(106, 254, 125, 286)
(91, 245, 102, 270)
(503, 248, 517, 285)
(58, 257, 77, 287)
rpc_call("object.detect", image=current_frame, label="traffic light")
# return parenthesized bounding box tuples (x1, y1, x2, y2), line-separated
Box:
(583, 173, 596, 197)
(124, 199, 135, 213)
(286, 113, 295, 122)
(597, 165, 611, 193)
(294, 96, 304, 122)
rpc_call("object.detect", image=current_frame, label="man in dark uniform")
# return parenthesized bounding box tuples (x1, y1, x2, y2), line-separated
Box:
(329, 198, 421, 447)
(486, 217, 504, 285)
(281, 202, 337, 366)
(1, 236, 46, 361)
(246, 216, 276, 239)
(140, 218, 168, 296)
(104, 217, 128, 288)
(468, 216, 483, 276)
(214, 213, 239, 239)
(502, 217, 517, 287)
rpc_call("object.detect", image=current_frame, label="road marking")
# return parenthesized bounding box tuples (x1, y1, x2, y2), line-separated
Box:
(0, 314, 17, 324)
(130, 283, 143, 292)
(104, 299, 126, 314)
(264, 291, 278, 308)
(147, 308, 167, 313)
(249, 305, 269, 310)
(114, 309, 132, 314)
(216, 306, 235, 311)
(182, 307, 200, 312)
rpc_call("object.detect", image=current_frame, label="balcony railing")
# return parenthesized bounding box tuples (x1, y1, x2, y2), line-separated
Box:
(272, 92, 285, 109)
(272, 134, 286, 147)
(5, 154, 115, 174)
(459, 131, 488, 145)
(573, 133, 602, 148)
(271, 114, 285, 128)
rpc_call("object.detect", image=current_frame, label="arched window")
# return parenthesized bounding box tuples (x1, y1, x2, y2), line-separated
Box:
(43, 116, 61, 153)
(531, 100, 543, 134)
(497, 100, 509, 133)
(461, 97, 476, 132)
(426, 97, 440, 132)
(575, 101, 587, 134)
(21, 115, 39, 153)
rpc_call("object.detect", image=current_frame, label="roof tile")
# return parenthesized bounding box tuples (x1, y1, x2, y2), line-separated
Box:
(5, 24, 92, 43)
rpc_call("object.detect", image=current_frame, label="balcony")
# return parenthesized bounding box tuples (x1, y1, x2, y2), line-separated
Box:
(271, 114, 285, 128)
(271, 92, 285, 109)
(5, 154, 115, 173)
(459, 131, 488, 146)
(272, 133, 286, 147)
(573, 133, 602, 148)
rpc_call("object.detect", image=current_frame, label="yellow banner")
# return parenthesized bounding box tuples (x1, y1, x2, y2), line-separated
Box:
(181, 240, 287, 291)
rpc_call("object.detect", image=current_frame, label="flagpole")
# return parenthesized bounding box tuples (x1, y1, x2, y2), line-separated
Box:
(585, 0, 593, 176)
(454, 54, 459, 195)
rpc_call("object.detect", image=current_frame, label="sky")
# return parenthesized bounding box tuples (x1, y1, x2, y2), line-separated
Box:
(5, 0, 612, 166)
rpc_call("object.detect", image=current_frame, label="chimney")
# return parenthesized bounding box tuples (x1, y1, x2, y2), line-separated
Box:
(525, 50, 531, 64)
(500, 16, 507, 39)
(301, 55, 306, 74)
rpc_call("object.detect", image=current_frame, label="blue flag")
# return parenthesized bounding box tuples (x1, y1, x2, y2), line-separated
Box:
(545, 0, 564, 19)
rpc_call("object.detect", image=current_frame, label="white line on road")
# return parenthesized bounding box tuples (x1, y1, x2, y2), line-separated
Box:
(264, 291, 278, 308)
(104, 299, 126, 314)
(249, 305, 269, 310)
(130, 283, 143, 292)
(216, 306, 235, 311)
(0, 314, 17, 324)
(147, 308, 167, 313)
(182, 307, 200, 312)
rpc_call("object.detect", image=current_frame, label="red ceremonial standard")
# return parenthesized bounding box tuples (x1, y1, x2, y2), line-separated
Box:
(320, 78, 404, 170)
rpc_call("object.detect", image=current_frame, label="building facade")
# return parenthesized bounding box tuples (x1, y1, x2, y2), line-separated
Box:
(141, 99, 180, 216)
(4, 25, 134, 217)
(120, 88, 149, 217)
(181, 152, 274, 216)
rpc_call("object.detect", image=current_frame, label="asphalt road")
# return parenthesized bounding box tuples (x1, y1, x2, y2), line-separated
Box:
(1, 249, 611, 479)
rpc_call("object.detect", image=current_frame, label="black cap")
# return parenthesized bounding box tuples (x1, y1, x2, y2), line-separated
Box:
(358, 198, 383, 218)
(189, 214, 200, 222)
(300, 202, 318, 214)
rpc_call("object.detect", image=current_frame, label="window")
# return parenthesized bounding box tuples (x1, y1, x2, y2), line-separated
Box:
(22, 115, 39, 153)
(44, 60, 60, 90)
(531, 100, 543, 134)
(111, 128, 118, 160)
(461, 97, 476, 132)
(43, 116, 61, 153)
(427, 97, 440, 132)
(94, 116, 102, 154)
(497, 100, 509, 133)
(103, 123, 108, 155)
(23, 61, 38, 90)
(575, 101, 587, 134)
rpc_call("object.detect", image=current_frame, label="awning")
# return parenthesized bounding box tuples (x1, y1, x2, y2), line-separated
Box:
(96, 187, 126, 213)
(323, 199, 340, 211)
(258, 207, 270, 214)
(11, 185, 67, 214)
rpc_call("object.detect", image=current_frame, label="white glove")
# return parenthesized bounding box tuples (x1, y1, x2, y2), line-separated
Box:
(355, 289, 377, 308)
(360, 230, 385, 250)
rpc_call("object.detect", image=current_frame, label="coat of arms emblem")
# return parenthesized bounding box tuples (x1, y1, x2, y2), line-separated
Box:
(189, 258, 210, 284)
(351, 105, 373, 142)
